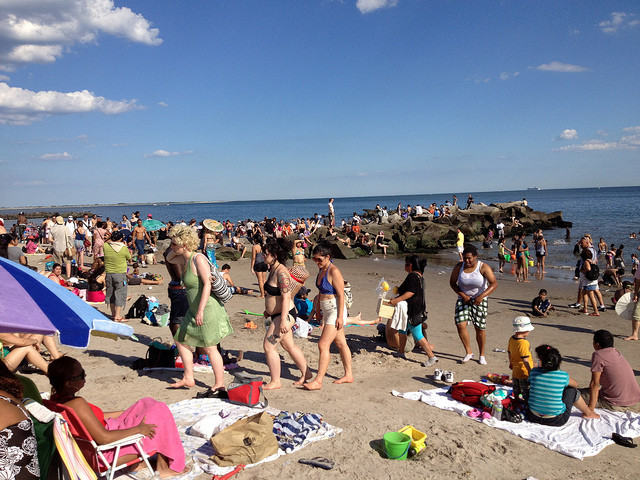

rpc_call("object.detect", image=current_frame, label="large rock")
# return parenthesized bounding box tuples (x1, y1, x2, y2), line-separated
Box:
(216, 247, 241, 261)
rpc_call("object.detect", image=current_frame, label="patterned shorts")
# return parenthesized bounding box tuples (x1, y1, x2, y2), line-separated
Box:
(454, 297, 488, 330)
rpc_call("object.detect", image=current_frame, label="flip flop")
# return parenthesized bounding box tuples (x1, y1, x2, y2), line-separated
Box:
(243, 309, 263, 316)
(466, 408, 482, 418)
(612, 432, 637, 448)
(298, 457, 334, 470)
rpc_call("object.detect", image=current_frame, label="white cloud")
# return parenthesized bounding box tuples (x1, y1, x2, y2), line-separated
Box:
(534, 61, 589, 73)
(0, 0, 161, 70)
(554, 125, 640, 152)
(144, 149, 194, 158)
(13, 179, 44, 186)
(157, 101, 168, 107)
(499, 71, 520, 81)
(598, 12, 640, 34)
(556, 129, 578, 141)
(0, 82, 141, 125)
(356, 0, 398, 15)
(596, 130, 608, 137)
(39, 152, 73, 160)
(0, 74, 9, 81)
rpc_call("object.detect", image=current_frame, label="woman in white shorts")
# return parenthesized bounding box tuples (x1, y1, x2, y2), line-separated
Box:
(303, 242, 353, 390)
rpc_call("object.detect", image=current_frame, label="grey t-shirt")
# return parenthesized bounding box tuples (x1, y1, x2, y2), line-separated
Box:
(8, 246, 25, 264)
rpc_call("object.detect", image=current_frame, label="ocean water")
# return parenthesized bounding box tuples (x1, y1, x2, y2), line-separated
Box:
(3, 186, 639, 269)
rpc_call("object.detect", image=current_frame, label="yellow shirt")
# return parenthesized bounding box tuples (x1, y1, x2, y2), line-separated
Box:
(508, 336, 533, 380)
(456, 231, 464, 247)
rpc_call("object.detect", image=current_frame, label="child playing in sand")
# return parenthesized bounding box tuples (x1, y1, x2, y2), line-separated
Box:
(531, 289, 555, 317)
(508, 316, 534, 403)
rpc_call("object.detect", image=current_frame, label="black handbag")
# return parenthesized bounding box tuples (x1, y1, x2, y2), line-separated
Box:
(408, 275, 428, 327)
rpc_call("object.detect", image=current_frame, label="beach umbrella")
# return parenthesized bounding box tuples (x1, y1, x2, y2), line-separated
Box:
(0, 257, 134, 348)
(203, 219, 224, 232)
(142, 219, 166, 232)
(615, 293, 635, 320)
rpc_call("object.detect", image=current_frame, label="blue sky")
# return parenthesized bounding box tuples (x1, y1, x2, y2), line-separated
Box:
(1, 0, 639, 207)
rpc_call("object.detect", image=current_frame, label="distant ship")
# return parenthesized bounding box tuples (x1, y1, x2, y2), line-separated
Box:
(527, 187, 541, 191)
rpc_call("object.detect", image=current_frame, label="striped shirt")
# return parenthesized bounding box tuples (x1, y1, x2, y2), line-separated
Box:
(528, 368, 569, 416)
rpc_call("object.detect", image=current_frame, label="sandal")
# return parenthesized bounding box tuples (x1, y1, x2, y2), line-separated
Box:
(298, 457, 334, 470)
(612, 432, 637, 448)
(195, 388, 228, 399)
(466, 408, 482, 418)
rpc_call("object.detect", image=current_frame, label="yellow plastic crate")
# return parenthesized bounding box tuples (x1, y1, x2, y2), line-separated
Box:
(398, 425, 427, 453)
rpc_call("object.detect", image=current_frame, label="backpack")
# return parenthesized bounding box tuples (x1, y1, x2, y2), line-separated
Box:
(448, 381, 496, 408)
(585, 262, 599, 281)
(126, 295, 148, 319)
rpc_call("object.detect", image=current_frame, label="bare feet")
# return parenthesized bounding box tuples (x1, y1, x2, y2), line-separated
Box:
(293, 368, 313, 386)
(583, 411, 600, 419)
(333, 375, 354, 384)
(115, 317, 128, 322)
(302, 380, 323, 391)
(263, 381, 282, 390)
(351, 312, 362, 323)
(169, 378, 195, 389)
(623, 336, 639, 341)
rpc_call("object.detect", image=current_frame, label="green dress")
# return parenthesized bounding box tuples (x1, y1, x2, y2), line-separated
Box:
(174, 253, 233, 347)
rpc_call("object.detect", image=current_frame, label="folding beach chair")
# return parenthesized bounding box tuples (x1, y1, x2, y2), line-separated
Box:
(43, 400, 156, 480)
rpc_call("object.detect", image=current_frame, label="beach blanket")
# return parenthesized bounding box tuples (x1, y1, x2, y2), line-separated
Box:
(393, 387, 640, 460)
(121, 398, 340, 478)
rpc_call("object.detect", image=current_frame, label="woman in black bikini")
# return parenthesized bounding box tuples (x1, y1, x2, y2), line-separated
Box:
(262, 238, 310, 390)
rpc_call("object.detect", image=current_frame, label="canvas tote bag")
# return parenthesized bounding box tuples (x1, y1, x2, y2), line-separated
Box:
(210, 412, 278, 466)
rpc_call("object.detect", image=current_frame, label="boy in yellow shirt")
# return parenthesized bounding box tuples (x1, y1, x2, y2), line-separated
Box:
(508, 316, 534, 403)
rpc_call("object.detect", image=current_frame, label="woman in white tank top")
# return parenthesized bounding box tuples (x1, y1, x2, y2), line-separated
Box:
(450, 245, 498, 365)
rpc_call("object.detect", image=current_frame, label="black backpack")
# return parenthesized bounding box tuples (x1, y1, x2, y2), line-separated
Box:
(126, 295, 148, 319)
(585, 263, 599, 281)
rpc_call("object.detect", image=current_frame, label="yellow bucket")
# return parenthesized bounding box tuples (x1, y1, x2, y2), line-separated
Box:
(528, 259, 534, 267)
(398, 425, 427, 453)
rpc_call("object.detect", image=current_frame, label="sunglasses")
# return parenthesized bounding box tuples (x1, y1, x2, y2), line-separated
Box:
(68, 370, 86, 382)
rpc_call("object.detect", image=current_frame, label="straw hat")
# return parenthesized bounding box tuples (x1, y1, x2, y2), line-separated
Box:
(55, 216, 64, 225)
(203, 219, 224, 232)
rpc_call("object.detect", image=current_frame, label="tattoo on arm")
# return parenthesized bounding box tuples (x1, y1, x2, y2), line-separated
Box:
(277, 269, 294, 293)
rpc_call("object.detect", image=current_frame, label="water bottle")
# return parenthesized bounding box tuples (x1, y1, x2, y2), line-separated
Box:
(493, 348, 506, 353)
(492, 399, 503, 420)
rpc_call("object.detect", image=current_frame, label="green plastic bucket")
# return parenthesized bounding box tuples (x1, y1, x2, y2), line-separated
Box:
(383, 431, 411, 460)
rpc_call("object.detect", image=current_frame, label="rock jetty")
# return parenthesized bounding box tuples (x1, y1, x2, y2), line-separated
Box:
(301, 201, 570, 259)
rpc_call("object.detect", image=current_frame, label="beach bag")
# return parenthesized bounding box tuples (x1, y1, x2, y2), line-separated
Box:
(227, 373, 267, 408)
(201, 254, 233, 303)
(344, 282, 353, 309)
(210, 412, 278, 467)
(448, 381, 496, 408)
(145, 341, 178, 368)
(126, 295, 148, 319)
(585, 263, 600, 281)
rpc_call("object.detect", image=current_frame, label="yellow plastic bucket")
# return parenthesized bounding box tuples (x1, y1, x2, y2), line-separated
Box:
(399, 425, 427, 453)
(383, 431, 411, 460)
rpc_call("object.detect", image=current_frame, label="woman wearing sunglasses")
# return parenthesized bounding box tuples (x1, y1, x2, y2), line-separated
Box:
(48, 356, 188, 477)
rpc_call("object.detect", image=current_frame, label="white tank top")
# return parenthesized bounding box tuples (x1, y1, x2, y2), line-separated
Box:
(457, 261, 487, 298)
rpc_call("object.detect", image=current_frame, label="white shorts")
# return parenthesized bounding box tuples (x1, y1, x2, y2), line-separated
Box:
(320, 298, 347, 326)
(457, 245, 464, 253)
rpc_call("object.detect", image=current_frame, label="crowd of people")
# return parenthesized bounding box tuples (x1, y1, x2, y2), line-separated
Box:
(2, 199, 640, 478)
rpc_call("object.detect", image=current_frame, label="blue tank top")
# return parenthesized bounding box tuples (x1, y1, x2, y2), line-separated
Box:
(316, 263, 337, 295)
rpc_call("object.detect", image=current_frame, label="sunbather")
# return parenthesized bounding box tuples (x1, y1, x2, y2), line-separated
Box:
(48, 356, 188, 478)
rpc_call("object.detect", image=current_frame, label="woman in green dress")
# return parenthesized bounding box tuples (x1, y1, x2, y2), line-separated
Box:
(166, 225, 233, 398)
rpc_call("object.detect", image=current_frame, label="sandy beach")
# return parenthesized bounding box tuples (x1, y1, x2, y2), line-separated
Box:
(21, 252, 640, 479)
